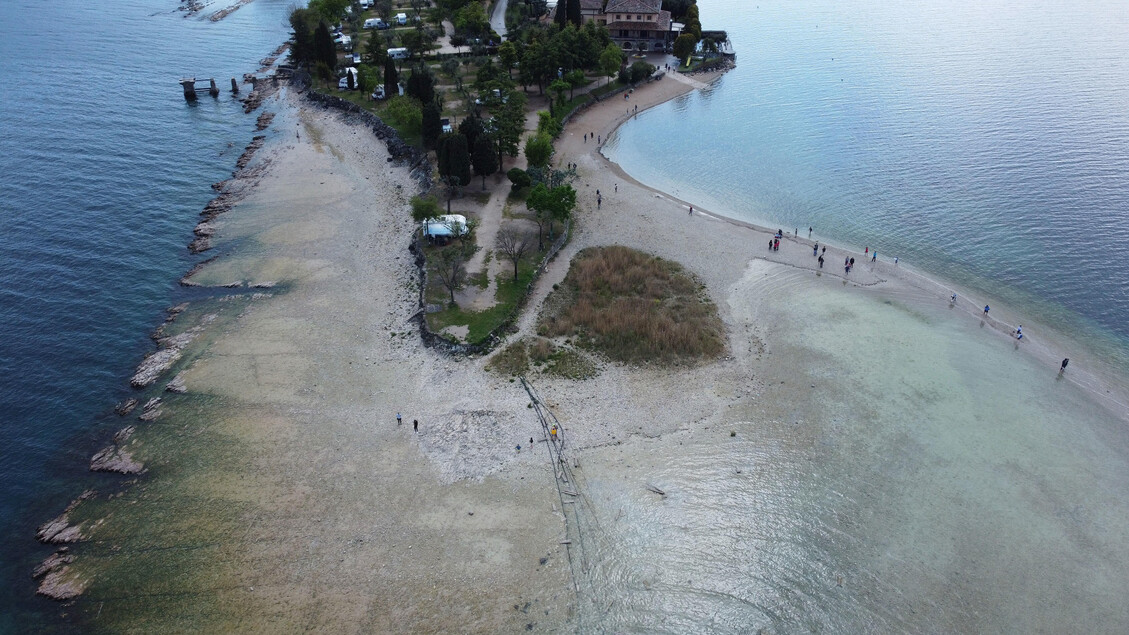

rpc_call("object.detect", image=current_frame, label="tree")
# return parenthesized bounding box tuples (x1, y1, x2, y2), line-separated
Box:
(383, 96, 422, 132)
(384, 57, 399, 98)
(553, 0, 567, 27)
(366, 35, 388, 67)
(406, 64, 435, 104)
(288, 8, 316, 67)
(459, 114, 483, 150)
(472, 134, 498, 189)
(314, 22, 337, 76)
(400, 29, 428, 60)
(599, 43, 622, 86)
(455, 2, 489, 35)
(411, 195, 443, 223)
(435, 244, 476, 305)
(524, 133, 553, 169)
(422, 100, 442, 149)
(567, 0, 582, 27)
(507, 167, 532, 189)
(495, 228, 533, 281)
(437, 133, 471, 210)
(498, 41, 519, 79)
(565, 69, 586, 99)
(548, 78, 569, 114)
(493, 90, 528, 166)
(526, 183, 575, 249)
(537, 111, 562, 138)
(673, 33, 697, 63)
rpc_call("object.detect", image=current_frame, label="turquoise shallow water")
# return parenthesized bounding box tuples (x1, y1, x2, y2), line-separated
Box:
(606, 0, 1129, 373)
(0, 0, 293, 627)
(577, 263, 1129, 632)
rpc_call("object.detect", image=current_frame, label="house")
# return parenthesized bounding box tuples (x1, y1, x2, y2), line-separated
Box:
(579, 0, 673, 53)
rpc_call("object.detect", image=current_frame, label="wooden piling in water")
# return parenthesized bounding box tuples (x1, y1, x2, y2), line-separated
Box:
(208, 78, 219, 97)
(180, 78, 197, 101)
(231, 78, 239, 93)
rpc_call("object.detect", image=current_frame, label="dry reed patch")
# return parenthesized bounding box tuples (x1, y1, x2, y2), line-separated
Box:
(539, 246, 725, 364)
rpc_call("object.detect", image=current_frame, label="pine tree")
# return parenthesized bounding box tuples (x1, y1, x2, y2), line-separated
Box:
(472, 134, 498, 189)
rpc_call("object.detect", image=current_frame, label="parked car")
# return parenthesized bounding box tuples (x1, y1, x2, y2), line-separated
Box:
(371, 85, 386, 100)
(395, 12, 408, 25)
(441, 118, 452, 134)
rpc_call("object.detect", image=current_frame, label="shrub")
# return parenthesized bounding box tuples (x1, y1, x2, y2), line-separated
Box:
(383, 95, 422, 133)
(507, 167, 531, 189)
(539, 246, 724, 364)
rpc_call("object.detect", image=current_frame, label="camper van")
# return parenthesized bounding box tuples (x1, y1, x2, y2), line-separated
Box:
(363, 17, 387, 29)
(387, 47, 409, 60)
(395, 12, 408, 25)
(338, 67, 359, 90)
(359, 0, 373, 8)
(334, 34, 352, 51)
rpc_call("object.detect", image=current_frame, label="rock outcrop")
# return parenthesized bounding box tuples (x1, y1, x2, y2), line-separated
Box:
(129, 314, 214, 387)
(34, 546, 86, 601)
(90, 426, 144, 474)
(36, 490, 94, 544)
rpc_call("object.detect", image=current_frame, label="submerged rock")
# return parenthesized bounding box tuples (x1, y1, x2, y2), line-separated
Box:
(36, 490, 94, 544)
(36, 565, 87, 601)
(91, 426, 144, 474)
(165, 372, 187, 393)
(114, 398, 138, 416)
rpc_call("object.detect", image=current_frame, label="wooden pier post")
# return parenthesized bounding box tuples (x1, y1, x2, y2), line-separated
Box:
(230, 77, 239, 93)
(208, 78, 219, 97)
(180, 78, 197, 101)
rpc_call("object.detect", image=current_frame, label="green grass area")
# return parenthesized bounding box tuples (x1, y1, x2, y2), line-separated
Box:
(589, 80, 625, 99)
(552, 92, 593, 118)
(426, 261, 538, 344)
(539, 246, 725, 365)
(485, 336, 599, 379)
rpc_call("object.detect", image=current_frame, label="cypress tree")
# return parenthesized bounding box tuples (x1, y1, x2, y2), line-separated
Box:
(422, 100, 442, 150)
(472, 134, 498, 189)
(384, 57, 399, 99)
(554, 0, 567, 27)
(567, 0, 582, 26)
(314, 22, 336, 74)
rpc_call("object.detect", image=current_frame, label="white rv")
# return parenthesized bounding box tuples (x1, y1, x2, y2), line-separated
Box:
(387, 47, 409, 60)
(395, 12, 408, 25)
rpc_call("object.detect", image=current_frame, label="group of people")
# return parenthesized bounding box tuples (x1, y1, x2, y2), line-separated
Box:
(769, 229, 784, 251)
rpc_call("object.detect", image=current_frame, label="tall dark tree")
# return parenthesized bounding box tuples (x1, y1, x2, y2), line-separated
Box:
(553, 0, 567, 27)
(422, 100, 443, 150)
(288, 8, 316, 67)
(384, 57, 399, 98)
(406, 65, 435, 104)
(472, 134, 498, 189)
(437, 133, 472, 202)
(314, 22, 337, 75)
(459, 114, 483, 150)
(566, 0, 582, 26)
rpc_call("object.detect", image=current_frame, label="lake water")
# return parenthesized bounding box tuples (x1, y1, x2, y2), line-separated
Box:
(2, 0, 1128, 630)
(606, 0, 1129, 374)
(0, 0, 294, 627)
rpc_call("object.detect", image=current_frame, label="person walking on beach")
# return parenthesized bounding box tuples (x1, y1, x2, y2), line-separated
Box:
(872, 251, 877, 262)
(614, 183, 618, 193)
(951, 293, 957, 304)
(822, 246, 827, 255)
(769, 238, 774, 251)
(818, 255, 824, 268)
(865, 246, 869, 256)
(1060, 358, 1070, 374)
(413, 419, 418, 431)
(983, 305, 990, 316)
(597, 195, 602, 208)
(850, 257, 855, 267)
(809, 227, 813, 238)
(584, 133, 587, 142)
(689, 205, 693, 215)
(813, 243, 819, 256)
(596, 189, 600, 198)
(396, 412, 402, 425)
(894, 256, 899, 265)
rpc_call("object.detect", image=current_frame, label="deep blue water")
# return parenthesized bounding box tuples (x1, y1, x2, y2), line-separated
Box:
(0, 0, 294, 628)
(608, 0, 1129, 371)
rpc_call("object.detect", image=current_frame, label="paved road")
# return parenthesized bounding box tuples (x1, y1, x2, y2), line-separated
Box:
(490, 0, 508, 40)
